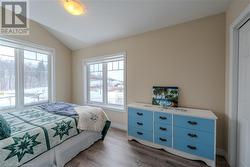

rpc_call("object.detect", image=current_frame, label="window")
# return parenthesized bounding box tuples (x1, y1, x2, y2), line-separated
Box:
(85, 54, 126, 110)
(24, 50, 49, 105)
(107, 60, 124, 105)
(0, 45, 15, 109)
(0, 38, 54, 110)
(89, 63, 103, 103)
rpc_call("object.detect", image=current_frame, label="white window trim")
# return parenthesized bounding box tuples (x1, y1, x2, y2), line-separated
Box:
(0, 37, 56, 110)
(83, 52, 127, 112)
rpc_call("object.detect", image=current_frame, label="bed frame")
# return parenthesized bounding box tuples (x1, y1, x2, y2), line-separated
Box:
(101, 120, 111, 140)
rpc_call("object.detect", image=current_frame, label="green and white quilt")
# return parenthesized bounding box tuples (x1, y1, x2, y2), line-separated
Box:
(0, 108, 79, 167)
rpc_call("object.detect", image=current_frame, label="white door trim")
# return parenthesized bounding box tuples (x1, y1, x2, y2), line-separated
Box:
(228, 4, 250, 167)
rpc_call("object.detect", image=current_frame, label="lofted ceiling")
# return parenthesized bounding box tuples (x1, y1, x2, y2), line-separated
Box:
(29, 0, 230, 50)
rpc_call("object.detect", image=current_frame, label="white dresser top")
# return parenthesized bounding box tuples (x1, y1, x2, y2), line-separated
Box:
(128, 103, 217, 120)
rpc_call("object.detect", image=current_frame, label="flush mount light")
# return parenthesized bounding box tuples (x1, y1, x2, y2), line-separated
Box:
(63, 0, 86, 15)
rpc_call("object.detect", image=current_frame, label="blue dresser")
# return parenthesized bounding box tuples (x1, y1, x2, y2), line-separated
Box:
(128, 103, 217, 167)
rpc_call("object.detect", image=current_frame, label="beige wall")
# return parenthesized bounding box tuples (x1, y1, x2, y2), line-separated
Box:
(72, 14, 226, 150)
(225, 0, 250, 159)
(1, 20, 73, 102)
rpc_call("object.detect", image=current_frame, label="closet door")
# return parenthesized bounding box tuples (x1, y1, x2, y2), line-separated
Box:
(237, 19, 250, 167)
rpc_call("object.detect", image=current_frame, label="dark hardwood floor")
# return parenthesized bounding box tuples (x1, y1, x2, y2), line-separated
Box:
(66, 128, 229, 167)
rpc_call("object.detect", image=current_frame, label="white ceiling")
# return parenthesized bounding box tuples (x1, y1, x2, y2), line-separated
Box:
(29, 0, 230, 50)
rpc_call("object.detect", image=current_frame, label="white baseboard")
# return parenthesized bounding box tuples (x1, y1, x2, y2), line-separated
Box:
(110, 122, 127, 131)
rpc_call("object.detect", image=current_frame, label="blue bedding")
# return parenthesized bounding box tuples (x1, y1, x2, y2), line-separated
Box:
(38, 102, 78, 116)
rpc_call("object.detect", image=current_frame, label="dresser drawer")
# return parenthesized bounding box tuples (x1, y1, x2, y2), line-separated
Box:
(128, 108, 153, 131)
(174, 127, 214, 146)
(154, 133, 172, 147)
(128, 126, 153, 142)
(174, 138, 214, 160)
(128, 107, 153, 121)
(173, 115, 214, 133)
(154, 123, 172, 137)
(154, 112, 172, 125)
(129, 118, 153, 131)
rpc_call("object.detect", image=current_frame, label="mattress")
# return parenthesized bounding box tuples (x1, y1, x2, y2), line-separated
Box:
(0, 103, 110, 167)
(0, 108, 80, 167)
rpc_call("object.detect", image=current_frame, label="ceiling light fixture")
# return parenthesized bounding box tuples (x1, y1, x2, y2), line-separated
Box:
(63, 0, 86, 16)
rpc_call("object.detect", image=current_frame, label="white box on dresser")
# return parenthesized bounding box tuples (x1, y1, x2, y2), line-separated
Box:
(127, 103, 217, 167)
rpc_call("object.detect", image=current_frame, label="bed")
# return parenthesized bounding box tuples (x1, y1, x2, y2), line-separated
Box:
(0, 103, 111, 167)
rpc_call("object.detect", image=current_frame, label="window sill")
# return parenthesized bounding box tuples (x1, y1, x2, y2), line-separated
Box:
(0, 102, 48, 112)
(24, 101, 49, 107)
(86, 103, 126, 112)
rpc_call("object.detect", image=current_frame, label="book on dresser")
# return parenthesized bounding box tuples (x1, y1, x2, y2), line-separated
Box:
(127, 103, 217, 167)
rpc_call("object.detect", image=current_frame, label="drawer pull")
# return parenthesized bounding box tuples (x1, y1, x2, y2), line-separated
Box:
(159, 127, 167, 131)
(187, 121, 198, 125)
(137, 122, 143, 126)
(137, 132, 143, 135)
(159, 116, 167, 120)
(137, 112, 143, 116)
(187, 145, 197, 150)
(159, 137, 167, 142)
(187, 133, 198, 138)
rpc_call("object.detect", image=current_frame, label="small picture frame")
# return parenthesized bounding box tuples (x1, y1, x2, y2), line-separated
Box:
(152, 86, 179, 107)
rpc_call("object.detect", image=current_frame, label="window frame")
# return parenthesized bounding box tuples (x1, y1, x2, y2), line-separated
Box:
(0, 37, 55, 111)
(84, 53, 126, 112)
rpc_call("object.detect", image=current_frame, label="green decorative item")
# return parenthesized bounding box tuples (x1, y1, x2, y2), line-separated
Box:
(52, 120, 73, 140)
(0, 115, 11, 140)
(3, 133, 41, 162)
